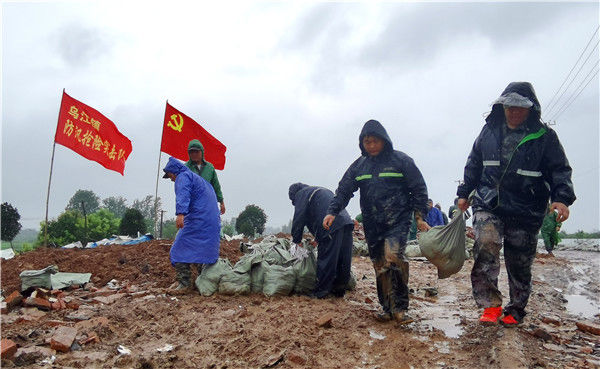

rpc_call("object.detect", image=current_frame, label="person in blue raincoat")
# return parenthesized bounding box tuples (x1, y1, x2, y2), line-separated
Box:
(163, 157, 221, 290)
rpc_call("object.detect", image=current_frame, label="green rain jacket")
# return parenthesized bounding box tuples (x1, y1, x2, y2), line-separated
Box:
(185, 139, 224, 203)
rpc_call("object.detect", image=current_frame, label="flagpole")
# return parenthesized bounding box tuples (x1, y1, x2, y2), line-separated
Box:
(45, 89, 65, 246)
(153, 100, 168, 238)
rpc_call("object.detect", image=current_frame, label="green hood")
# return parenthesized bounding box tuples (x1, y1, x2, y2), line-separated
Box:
(188, 139, 205, 154)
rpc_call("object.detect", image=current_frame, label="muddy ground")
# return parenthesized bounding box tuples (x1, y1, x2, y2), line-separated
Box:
(1, 237, 599, 368)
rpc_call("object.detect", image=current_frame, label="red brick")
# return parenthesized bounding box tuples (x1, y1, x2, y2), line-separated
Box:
(75, 317, 109, 332)
(576, 322, 600, 336)
(66, 300, 80, 310)
(316, 313, 333, 328)
(23, 297, 52, 311)
(1, 339, 18, 359)
(45, 320, 66, 327)
(286, 351, 307, 365)
(79, 331, 100, 345)
(5, 291, 23, 310)
(50, 326, 77, 352)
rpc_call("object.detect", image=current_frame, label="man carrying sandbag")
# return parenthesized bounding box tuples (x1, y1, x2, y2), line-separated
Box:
(163, 156, 221, 292)
(288, 183, 354, 298)
(457, 82, 575, 327)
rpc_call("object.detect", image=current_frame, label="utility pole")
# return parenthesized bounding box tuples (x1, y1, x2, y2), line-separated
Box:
(81, 201, 87, 246)
(159, 210, 165, 238)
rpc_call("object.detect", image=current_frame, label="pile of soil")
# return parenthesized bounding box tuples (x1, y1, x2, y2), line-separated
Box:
(0, 238, 246, 294)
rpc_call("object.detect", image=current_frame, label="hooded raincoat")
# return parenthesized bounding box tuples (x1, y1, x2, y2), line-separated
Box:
(327, 120, 429, 245)
(288, 183, 353, 244)
(185, 139, 224, 203)
(164, 157, 221, 265)
(457, 82, 576, 229)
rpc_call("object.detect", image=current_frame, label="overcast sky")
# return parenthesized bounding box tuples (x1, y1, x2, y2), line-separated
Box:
(2, 1, 599, 234)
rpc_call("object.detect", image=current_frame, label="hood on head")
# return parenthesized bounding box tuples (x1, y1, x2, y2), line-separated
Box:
(487, 82, 541, 125)
(188, 139, 205, 154)
(163, 157, 188, 178)
(359, 120, 393, 155)
(288, 182, 309, 204)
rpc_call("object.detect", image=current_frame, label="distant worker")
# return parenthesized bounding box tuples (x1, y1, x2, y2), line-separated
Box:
(425, 199, 445, 227)
(163, 157, 221, 291)
(323, 119, 430, 324)
(435, 203, 449, 225)
(185, 139, 226, 214)
(457, 82, 575, 327)
(540, 204, 562, 257)
(289, 183, 354, 298)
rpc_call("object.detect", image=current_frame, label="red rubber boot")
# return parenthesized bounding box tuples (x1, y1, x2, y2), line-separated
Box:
(479, 307, 503, 325)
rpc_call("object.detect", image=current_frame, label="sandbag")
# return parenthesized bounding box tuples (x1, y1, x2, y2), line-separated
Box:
(418, 210, 466, 279)
(251, 261, 269, 293)
(19, 265, 58, 291)
(218, 270, 251, 295)
(292, 249, 317, 294)
(263, 264, 296, 297)
(262, 244, 295, 266)
(195, 259, 231, 296)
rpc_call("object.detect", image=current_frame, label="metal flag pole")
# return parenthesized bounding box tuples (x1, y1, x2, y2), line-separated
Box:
(153, 100, 168, 238)
(44, 89, 66, 246)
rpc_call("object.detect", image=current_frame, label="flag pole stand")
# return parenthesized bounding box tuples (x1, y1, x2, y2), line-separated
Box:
(44, 142, 57, 247)
(45, 89, 66, 247)
(153, 100, 168, 238)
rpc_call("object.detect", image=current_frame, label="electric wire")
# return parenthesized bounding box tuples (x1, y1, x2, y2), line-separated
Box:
(544, 25, 599, 114)
(545, 39, 599, 118)
(549, 66, 599, 121)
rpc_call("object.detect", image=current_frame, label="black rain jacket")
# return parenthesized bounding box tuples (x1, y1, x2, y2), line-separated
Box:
(326, 120, 429, 245)
(288, 183, 353, 244)
(457, 82, 576, 229)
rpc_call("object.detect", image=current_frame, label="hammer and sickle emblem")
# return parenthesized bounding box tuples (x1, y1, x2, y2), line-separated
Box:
(167, 114, 184, 132)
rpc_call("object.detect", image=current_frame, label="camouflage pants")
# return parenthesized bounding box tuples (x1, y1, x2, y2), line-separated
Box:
(369, 235, 410, 313)
(174, 263, 204, 287)
(471, 211, 538, 322)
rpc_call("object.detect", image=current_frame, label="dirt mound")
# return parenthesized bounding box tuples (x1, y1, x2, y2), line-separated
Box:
(1, 239, 245, 294)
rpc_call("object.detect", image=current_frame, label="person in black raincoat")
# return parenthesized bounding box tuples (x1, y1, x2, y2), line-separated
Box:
(323, 120, 430, 323)
(288, 183, 354, 298)
(457, 82, 576, 327)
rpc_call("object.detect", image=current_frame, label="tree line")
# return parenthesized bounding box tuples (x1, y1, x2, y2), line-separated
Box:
(2, 192, 272, 252)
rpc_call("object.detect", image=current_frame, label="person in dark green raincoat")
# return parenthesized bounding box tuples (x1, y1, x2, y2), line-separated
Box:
(185, 139, 226, 214)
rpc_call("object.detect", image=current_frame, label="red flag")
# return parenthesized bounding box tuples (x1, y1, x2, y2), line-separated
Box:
(55, 91, 132, 175)
(160, 102, 227, 170)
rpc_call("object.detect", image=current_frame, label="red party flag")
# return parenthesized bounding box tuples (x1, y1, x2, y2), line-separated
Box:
(160, 102, 226, 170)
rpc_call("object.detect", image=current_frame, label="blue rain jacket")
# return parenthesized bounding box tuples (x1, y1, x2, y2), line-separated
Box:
(163, 157, 221, 264)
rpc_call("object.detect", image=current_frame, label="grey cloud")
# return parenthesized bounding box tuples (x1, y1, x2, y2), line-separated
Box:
(54, 23, 113, 67)
(359, 3, 590, 69)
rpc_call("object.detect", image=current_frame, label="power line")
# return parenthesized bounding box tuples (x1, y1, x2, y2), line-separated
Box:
(544, 25, 599, 114)
(548, 59, 599, 121)
(549, 66, 599, 121)
(545, 39, 599, 118)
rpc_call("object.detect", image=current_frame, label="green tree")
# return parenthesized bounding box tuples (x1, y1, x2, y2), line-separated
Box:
(66, 189, 100, 214)
(222, 218, 236, 236)
(38, 210, 82, 247)
(1, 202, 22, 252)
(161, 219, 178, 239)
(102, 196, 128, 218)
(235, 205, 267, 237)
(355, 213, 363, 223)
(132, 195, 162, 234)
(85, 209, 120, 241)
(119, 208, 147, 237)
